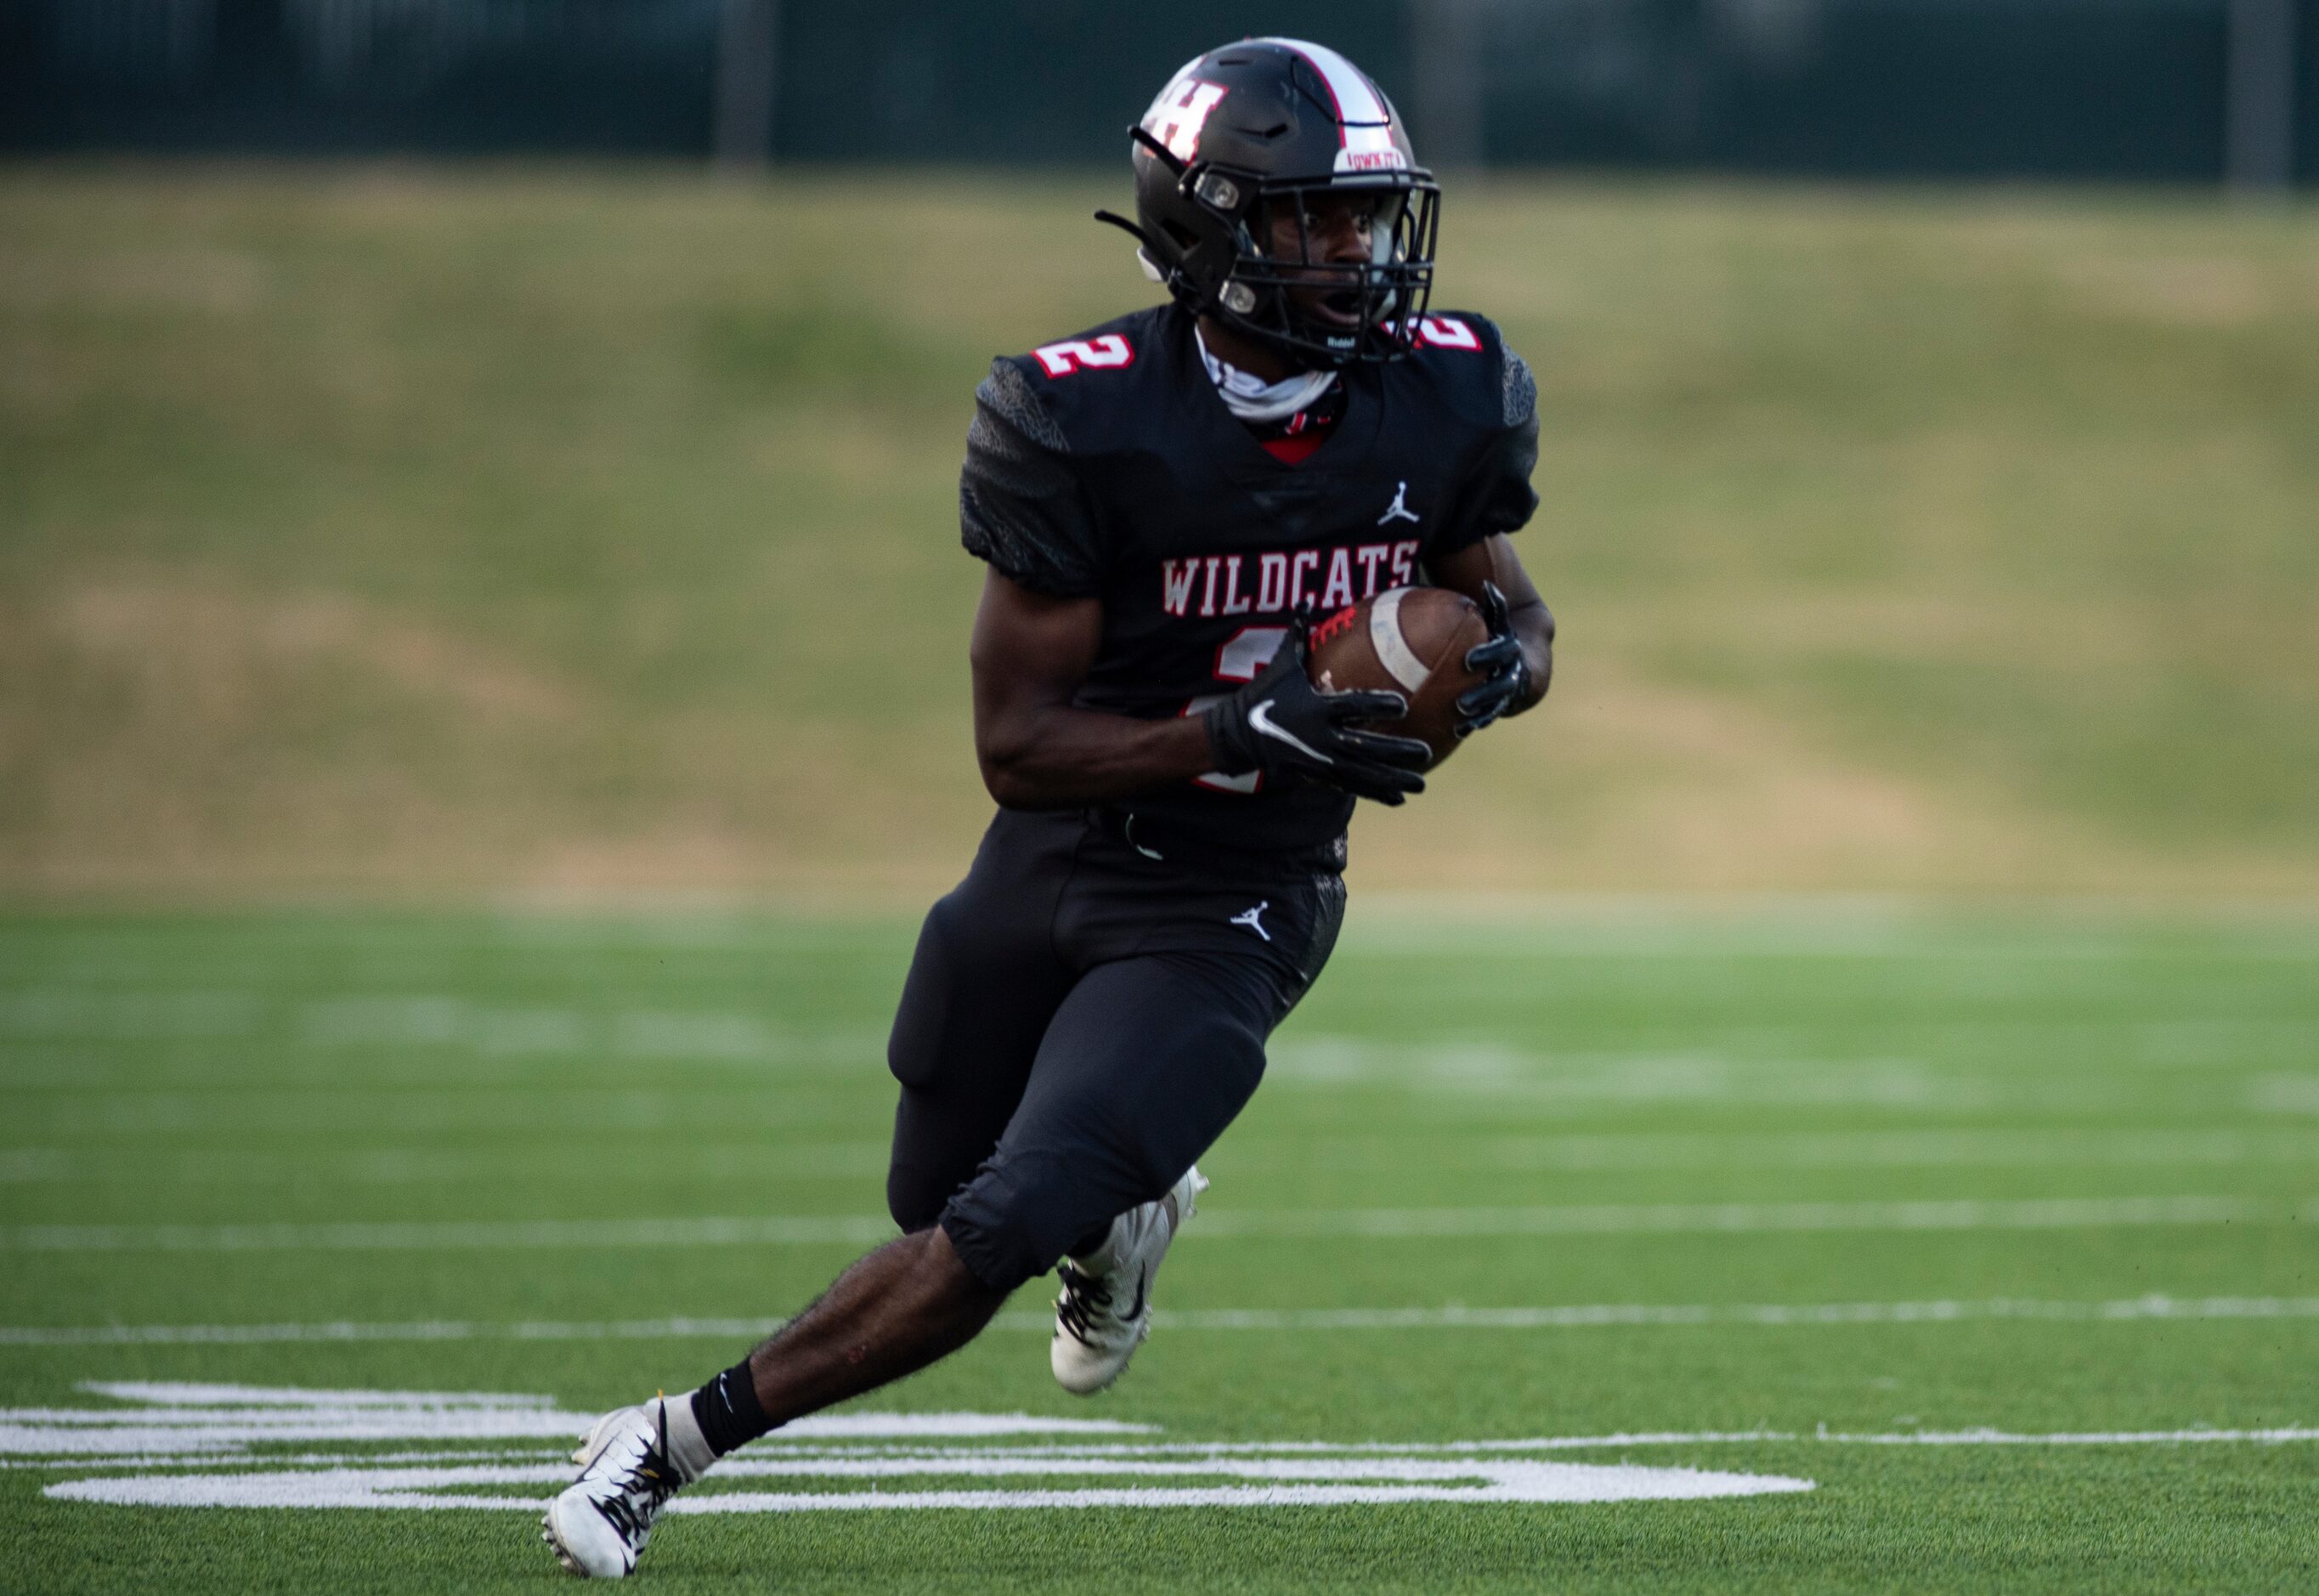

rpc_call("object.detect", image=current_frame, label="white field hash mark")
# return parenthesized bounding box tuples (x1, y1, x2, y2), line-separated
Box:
(8, 1294, 2319, 1347)
(23, 1384, 1811, 1512)
(8, 1195, 2315, 1252)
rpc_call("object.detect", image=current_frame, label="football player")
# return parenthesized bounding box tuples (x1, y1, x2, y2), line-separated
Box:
(544, 37, 1553, 1576)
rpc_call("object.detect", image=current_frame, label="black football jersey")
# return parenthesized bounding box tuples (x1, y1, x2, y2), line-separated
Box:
(959, 299, 1538, 854)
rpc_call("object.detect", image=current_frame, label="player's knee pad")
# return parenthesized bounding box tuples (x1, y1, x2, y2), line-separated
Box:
(885, 899, 962, 1090)
(886, 1158, 945, 1237)
(936, 1150, 1092, 1294)
(885, 1090, 959, 1235)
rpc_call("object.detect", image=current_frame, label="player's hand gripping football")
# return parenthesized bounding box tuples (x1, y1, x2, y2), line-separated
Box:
(1204, 615, 1431, 805)
(1453, 580, 1530, 738)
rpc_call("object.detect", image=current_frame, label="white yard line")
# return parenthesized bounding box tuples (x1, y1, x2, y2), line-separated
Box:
(0, 1317, 795, 1345)
(8, 1294, 2319, 1347)
(0, 1215, 898, 1251)
(8, 1130, 2316, 1186)
(715, 1426, 2319, 1457)
(7, 1382, 2317, 1520)
(1259, 1043, 2309, 1112)
(0, 1389, 1155, 1457)
(45, 1459, 1813, 1510)
(1186, 1196, 2310, 1237)
(1090, 1295, 2319, 1331)
(1330, 904, 2319, 959)
(0, 1142, 892, 1185)
(1471, 1127, 2319, 1169)
(8, 1194, 2305, 1253)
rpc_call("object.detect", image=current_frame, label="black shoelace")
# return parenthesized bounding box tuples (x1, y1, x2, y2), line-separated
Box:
(592, 1438, 677, 1542)
(1055, 1261, 1111, 1344)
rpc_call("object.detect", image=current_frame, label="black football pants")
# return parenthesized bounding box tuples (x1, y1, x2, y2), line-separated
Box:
(885, 807, 1347, 1293)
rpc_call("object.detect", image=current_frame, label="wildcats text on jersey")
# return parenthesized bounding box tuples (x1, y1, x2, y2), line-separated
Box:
(1160, 540, 1422, 620)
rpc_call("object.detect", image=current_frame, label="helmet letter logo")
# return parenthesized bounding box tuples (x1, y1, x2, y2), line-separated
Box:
(1146, 78, 1227, 164)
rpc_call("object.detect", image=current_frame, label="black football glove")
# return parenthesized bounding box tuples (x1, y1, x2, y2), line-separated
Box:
(1204, 618, 1431, 806)
(1454, 580, 1531, 739)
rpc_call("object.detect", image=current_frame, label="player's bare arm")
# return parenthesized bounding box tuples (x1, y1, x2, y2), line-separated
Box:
(970, 572, 1214, 807)
(973, 569, 1429, 810)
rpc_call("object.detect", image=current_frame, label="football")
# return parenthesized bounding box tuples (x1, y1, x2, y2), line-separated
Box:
(1307, 586, 1490, 769)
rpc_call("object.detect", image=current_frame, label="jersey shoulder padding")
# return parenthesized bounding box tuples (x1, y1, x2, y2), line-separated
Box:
(1396, 309, 1536, 439)
(989, 304, 1187, 455)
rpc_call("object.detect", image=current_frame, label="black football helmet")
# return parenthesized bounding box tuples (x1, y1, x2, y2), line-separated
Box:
(1100, 38, 1439, 368)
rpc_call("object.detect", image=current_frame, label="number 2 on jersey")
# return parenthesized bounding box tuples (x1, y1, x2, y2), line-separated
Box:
(1185, 625, 1291, 794)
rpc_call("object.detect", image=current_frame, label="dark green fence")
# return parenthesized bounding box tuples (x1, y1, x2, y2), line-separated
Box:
(2, 0, 2311, 184)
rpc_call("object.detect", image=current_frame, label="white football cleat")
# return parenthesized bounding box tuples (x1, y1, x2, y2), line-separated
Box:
(1051, 1164, 1208, 1395)
(541, 1399, 687, 1578)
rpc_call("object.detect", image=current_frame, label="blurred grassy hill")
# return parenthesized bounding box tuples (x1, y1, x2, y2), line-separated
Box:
(2, 166, 2314, 901)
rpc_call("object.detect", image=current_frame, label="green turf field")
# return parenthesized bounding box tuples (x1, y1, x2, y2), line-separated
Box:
(3, 168, 2316, 898)
(4, 908, 2316, 1592)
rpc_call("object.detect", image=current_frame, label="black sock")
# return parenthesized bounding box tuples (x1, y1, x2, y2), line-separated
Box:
(689, 1356, 775, 1457)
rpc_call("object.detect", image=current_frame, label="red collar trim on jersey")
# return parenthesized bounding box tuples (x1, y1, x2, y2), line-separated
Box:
(1244, 381, 1345, 465)
(1260, 428, 1331, 465)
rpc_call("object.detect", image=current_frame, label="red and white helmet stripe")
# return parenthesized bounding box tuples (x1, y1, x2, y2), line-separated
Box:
(1252, 37, 1406, 172)
(1253, 37, 1389, 124)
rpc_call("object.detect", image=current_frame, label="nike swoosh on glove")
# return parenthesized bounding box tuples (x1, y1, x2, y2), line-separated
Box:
(1454, 580, 1531, 738)
(1203, 619, 1431, 805)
